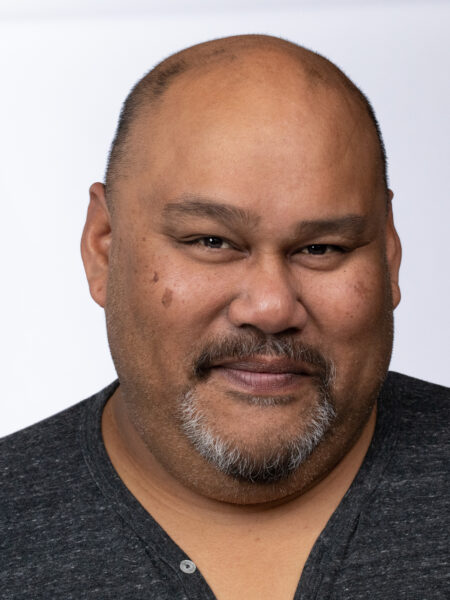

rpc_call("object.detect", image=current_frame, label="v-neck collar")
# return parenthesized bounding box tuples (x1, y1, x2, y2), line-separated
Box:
(80, 375, 399, 600)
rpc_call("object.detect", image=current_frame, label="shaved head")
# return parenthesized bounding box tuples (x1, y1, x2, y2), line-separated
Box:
(104, 34, 388, 208)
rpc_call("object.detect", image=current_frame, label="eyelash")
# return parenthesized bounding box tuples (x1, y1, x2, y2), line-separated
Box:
(184, 236, 233, 250)
(298, 244, 345, 256)
(183, 236, 345, 256)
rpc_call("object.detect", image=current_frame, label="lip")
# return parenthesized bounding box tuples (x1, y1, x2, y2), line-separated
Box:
(210, 357, 314, 395)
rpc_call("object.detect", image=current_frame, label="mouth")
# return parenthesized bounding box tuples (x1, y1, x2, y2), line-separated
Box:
(210, 357, 314, 395)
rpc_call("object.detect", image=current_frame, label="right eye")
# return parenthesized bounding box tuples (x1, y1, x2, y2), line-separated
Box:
(184, 236, 233, 250)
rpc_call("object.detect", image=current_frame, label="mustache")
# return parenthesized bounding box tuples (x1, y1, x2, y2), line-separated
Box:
(190, 331, 336, 386)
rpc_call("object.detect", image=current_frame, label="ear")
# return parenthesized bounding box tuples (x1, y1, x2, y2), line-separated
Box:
(81, 183, 112, 308)
(385, 190, 402, 309)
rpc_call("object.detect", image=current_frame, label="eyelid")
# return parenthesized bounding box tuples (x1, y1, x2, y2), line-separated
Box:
(297, 244, 346, 255)
(182, 235, 236, 250)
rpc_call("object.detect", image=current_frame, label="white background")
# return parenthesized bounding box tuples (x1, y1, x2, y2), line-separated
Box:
(1, 0, 449, 437)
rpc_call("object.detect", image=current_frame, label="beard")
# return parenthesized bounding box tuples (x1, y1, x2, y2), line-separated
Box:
(176, 331, 337, 485)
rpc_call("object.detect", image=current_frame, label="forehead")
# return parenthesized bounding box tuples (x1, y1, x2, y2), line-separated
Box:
(121, 52, 382, 219)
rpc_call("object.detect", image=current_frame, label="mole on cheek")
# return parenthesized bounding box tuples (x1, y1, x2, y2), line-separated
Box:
(161, 288, 173, 308)
(152, 272, 159, 283)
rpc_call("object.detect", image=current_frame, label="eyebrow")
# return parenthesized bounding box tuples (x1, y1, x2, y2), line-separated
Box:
(162, 196, 368, 238)
(292, 214, 369, 238)
(162, 196, 260, 228)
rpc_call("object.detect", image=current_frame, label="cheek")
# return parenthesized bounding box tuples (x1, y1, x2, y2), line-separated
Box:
(300, 261, 394, 404)
(121, 246, 227, 339)
(304, 262, 391, 341)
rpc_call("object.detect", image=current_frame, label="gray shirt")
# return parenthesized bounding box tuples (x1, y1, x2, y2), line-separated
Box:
(1, 372, 449, 599)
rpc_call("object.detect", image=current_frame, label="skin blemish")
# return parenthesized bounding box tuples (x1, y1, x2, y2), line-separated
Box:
(354, 280, 369, 298)
(152, 272, 159, 283)
(161, 288, 173, 307)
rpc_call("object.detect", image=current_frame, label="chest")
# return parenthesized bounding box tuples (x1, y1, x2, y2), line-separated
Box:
(177, 524, 320, 600)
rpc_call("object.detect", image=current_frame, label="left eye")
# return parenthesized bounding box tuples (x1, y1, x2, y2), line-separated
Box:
(300, 244, 340, 255)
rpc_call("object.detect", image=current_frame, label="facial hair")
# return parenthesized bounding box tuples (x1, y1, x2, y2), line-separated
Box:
(177, 332, 337, 484)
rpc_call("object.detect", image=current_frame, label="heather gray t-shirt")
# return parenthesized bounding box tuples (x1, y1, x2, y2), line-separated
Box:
(1, 372, 449, 599)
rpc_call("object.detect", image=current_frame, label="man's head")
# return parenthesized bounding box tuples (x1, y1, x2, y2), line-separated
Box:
(81, 34, 401, 504)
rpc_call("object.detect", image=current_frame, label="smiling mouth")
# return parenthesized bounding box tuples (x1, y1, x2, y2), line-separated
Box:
(210, 358, 314, 395)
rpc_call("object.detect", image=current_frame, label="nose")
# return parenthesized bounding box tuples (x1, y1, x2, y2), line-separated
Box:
(227, 256, 308, 335)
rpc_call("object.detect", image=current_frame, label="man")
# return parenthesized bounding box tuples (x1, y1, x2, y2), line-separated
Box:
(1, 34, 448, 599)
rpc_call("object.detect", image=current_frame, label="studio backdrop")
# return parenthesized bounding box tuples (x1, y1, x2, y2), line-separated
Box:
(1, 0, 449, 436)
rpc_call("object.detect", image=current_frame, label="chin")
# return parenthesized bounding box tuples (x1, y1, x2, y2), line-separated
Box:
(177, 384, 337, 486)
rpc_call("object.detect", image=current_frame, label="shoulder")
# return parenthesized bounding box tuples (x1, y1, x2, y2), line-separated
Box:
(0, 381, 117, 515)
(384, 370, 450, 403)
(0, 381, 161, 598)
(0, 400, 86, 493)
(330, 373, 449, 595)
(370, 371, 448, 532)
(382, 371, 449, 445)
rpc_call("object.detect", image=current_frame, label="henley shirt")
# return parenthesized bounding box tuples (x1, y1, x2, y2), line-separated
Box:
(1, 371, 449, 599)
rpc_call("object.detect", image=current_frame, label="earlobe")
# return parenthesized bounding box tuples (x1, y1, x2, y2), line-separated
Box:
(385, 191, 402, 309)
(81, 182, 112, 308)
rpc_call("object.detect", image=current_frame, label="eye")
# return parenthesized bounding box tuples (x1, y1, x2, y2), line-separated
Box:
(186, 236, 233, 250)
(299, 244, 343, 255)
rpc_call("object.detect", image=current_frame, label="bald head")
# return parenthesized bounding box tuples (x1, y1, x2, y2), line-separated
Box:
(105, 34, 388, 207)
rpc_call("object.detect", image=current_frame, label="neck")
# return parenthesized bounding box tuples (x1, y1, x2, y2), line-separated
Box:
(101, 386, 377, 527)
